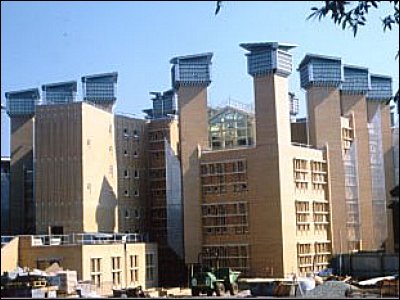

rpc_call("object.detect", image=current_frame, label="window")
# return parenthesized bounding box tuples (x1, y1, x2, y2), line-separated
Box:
(201, 165, 208, 175)
(90, 258, 102, 287)
(124, 150, 128, 156)
(124, 169, 129, 178)
(237, 161, 245, 172)
(202, 202, 248, 236)
(129, 255, 139, 285)
(209, 164, 215, 174)
(111, 257, 122, 287)
(133, 151, 139, 158)
(124, 190, 129, 197)
(216, 163, 224, 174)
(123, 128, 128, 137)
(295, 201, 311, 232)
(134, 190, 139, 197)
(145, 253, 155, 281)
(134, 170, 139, 178)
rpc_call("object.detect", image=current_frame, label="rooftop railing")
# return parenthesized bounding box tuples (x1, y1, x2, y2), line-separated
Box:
(29, 233, 143, 247)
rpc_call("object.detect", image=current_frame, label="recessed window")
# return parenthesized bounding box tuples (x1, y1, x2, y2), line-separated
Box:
(124, 150, 128, 156)
(134, 170, 139, 178)
(133, 151, 139, 158)
(124, 190, 129, 197)
(124, 170, 129, 178)
(123, 128, 128, 137)
(134, 190, 139, 197)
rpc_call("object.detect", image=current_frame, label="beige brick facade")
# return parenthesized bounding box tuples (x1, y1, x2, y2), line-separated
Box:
(4, 44, 396, 284)
(35, 102, 118, 234)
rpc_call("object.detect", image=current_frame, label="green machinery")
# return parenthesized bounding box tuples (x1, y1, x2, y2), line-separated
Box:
(189, 254, 241, 297)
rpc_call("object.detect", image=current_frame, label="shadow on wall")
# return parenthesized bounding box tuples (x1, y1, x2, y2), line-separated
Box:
(9, 150, 34, 235)
(384, 147, 397, 251)
(95, 177, 117, 233)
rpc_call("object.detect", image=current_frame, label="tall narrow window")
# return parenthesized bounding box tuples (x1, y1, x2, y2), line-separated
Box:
(90, 258, 102, 287)
(129, 255, 139, 285)
(111, 257, 122, 287)
(145, 254, 155, 281)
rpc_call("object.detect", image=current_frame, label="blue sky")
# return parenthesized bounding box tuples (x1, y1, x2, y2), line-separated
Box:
(1, 1, 399, 156)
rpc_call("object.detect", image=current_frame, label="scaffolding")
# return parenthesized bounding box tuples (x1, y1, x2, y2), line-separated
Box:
(202, 244, 250, 274)
(165, 139, 183, 259)
(368, 106, 388, 249)
(341, 116, 362, 251)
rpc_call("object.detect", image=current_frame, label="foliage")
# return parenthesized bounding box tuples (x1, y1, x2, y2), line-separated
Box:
(307, 1, 399, 37)
(307, 1, 399, 106)
(215, 1, 399, 107)
(215, 1, 223, 15)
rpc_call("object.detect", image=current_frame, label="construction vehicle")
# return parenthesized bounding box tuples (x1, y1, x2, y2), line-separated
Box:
(189, 251, 241, 296)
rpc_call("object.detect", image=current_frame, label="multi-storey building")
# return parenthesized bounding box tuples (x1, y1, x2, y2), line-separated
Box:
(144, 96, 184, 286)
(298, 54, 395, 253)
(114, 114, 148, 234)
(170, 44, 331, 277)
(4, 41, 395, 282)
(35, 101, 118, 234)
